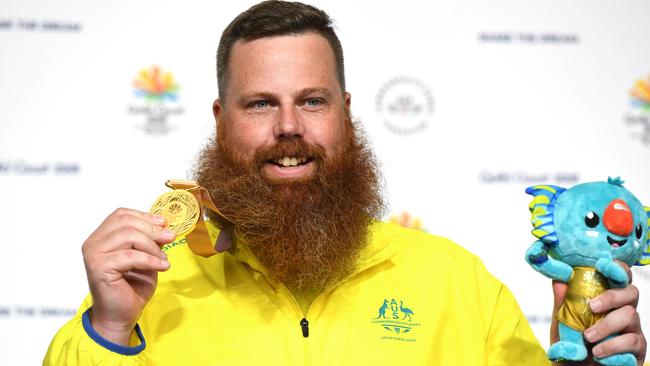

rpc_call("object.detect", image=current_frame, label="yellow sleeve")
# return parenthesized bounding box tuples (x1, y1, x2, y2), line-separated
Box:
(473, 258, 551, 366)
(43, 295, 146, 366)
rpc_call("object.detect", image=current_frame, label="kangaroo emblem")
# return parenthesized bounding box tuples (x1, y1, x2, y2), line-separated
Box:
(399, 301, 414, 321)
(375, 299, 389, 319)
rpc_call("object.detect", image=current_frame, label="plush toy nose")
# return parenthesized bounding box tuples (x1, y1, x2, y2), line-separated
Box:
(603, 199, 634, 236)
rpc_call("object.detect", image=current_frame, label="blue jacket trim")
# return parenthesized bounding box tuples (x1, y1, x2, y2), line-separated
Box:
(81, 307, 146, 355)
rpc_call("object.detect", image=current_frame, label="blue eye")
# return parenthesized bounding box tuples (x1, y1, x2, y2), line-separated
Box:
(253, 101, 269, 109)
(305, 99, 321, 107)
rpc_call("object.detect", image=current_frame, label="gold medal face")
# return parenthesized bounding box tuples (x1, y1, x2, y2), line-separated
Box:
(150, 190, 200, 237)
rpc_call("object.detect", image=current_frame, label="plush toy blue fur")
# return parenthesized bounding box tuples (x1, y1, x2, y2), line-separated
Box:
(525, 177, 650, 366)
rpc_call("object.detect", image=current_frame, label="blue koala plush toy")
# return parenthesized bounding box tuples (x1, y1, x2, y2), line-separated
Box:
(525, 177, 650, 366)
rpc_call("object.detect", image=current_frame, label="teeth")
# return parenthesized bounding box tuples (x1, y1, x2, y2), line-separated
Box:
(276, 157, 306, 167)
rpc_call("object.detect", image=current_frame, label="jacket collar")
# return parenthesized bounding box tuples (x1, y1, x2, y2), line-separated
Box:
(224, 220, 399, 288)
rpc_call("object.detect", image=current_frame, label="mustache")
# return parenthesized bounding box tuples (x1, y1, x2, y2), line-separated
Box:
(195, 115, 385, 290)
(253, 138, 327, 169)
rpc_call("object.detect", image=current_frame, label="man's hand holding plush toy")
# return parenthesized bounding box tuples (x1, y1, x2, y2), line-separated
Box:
(526, 177, 649, 365)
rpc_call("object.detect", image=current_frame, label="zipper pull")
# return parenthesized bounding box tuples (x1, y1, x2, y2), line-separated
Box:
(300, 318, 309, 338)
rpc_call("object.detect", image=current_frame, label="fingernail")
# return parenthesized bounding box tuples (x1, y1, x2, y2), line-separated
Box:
(153, 215, 165, 225)
(162, 229, 175, 239)
(584, 329, 596, 342)
(589, 298, 602, 312)
(592, 345, 604, 358)
(161, 251, 168, 260)
(160, 259, 170, 268)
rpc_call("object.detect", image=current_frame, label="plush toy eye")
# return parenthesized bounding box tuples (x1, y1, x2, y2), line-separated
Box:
(636, 223, 644, 240)
(585, 212, 600, 228)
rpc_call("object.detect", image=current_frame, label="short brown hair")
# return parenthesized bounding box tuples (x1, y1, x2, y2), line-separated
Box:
(217, 1, 345, 101)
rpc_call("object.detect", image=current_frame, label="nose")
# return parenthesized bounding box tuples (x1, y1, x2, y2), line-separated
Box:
(273, 105, 304, 139)
(603, 199, 634, 236)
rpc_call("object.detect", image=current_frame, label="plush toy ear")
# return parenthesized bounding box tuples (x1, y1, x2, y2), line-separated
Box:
(637, 206, 650, 266)
(525, 185, 567, 244)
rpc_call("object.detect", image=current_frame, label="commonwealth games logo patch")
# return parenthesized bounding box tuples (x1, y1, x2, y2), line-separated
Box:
(370, 298, 421, 342)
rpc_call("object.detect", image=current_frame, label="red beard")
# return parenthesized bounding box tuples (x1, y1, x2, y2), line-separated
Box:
(194, 113, 384, 290)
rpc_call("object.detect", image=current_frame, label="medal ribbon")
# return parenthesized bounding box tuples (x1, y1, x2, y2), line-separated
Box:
(164, 179, 232, 257)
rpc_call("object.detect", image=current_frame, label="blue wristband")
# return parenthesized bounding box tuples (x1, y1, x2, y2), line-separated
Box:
(81, 308, 146, 355)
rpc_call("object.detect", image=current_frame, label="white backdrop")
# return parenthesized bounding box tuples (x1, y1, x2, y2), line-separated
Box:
(1, 0, 650, 365)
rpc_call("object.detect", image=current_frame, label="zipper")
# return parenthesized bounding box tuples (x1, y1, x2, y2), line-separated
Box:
(269, 283, 309, 337)
(299, 237, 398, 339)
(236, 226, 396, 339)
(300, 318, 309, 337)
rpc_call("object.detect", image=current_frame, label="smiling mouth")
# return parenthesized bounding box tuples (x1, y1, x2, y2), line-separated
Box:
(269, 156, 313, 168)
(607, 236, 627, 248)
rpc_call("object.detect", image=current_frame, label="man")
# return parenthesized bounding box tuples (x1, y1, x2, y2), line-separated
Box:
(44, 1, 646, 365)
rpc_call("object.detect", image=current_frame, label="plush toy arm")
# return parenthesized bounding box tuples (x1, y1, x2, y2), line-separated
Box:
(525, 240, 573, 282)
(595, 258, 629, 288)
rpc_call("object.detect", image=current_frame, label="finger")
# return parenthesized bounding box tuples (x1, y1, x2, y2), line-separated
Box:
(124, 269, 157, 287)
(589, 285, 640, 313)
(100, 207, 166, 229)
(584, 305, 641, 343)
(104, 249, 170, 273)
(591, 332, 646, 361)
(104, 228, 169, 259)
(100, 214, 175, 246)
(86, 209, 169, 247)
(86, 222, 173, 259)
(107, 211, 172, 241)
(552, 280, 568, 309)
(613, 260, 633, 283)
(549, 317, 559, 345)
(108, 207, 166, 225)
(550, 281, 568, 344)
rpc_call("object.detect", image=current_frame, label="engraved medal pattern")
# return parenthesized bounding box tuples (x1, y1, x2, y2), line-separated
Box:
(150, 190, 200, 237)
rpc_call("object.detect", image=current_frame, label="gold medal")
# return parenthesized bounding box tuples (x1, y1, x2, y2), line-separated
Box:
(150, 179, 232, 257)
(150, 189, 200, 237)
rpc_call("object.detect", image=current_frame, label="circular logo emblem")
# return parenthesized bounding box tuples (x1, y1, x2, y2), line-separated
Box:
(376, 77, 434, 135)
(150, 190, 200, 237)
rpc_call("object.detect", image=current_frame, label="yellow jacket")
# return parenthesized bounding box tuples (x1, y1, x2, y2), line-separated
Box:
(44, 222, 549, 365)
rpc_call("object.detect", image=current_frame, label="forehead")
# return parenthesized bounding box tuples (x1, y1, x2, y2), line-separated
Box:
(557, 183, 646, 219)
(225, 32, 340, 97)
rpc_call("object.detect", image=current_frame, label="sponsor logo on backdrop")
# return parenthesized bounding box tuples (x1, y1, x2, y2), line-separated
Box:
(389, 211, 426, 232)
(0, 160, 80, 175)
(0, 19, 81, 33)
(478, 31, 579, 45)
(479, 170, 579, 185)
(525, 313, 553, 325)
(376, 77, 434, 135)
(127, 65, 184, 135)
(623, 74, 650, 145)
(0, 305, 76, 318)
